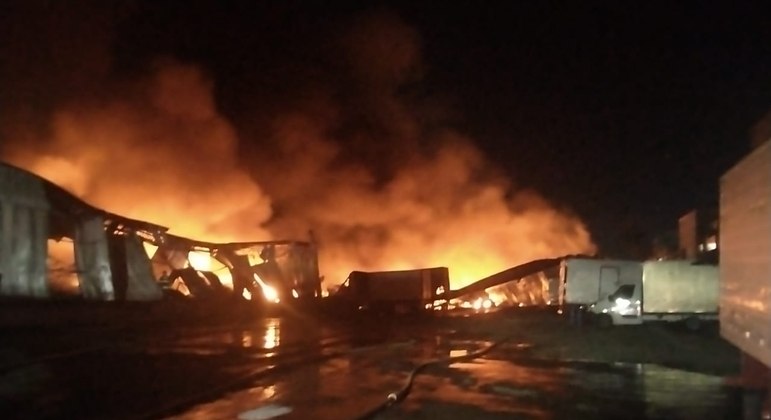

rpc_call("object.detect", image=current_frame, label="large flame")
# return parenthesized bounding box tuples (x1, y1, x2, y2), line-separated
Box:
(8, 63, 273, 243)
(0, 12, 595, 292)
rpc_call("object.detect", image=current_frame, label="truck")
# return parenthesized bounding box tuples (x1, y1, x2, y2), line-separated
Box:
(719, 139, 770, 414)
(560, 258, 642, 305)
(588, 260, 719, 328)
(334, 267, 450, 314)
(559, 258, 642, 324)
(560, 257, 719, 328)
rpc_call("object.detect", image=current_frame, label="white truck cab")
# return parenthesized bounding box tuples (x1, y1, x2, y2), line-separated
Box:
(589, 282, 641, 326)
(559, 258, 641, 326)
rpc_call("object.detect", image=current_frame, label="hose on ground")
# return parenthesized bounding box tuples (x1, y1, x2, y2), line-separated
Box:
(355, 335, 511, 420)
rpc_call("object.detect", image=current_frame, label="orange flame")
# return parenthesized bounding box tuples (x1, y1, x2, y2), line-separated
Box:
(4, 23, 595, 293)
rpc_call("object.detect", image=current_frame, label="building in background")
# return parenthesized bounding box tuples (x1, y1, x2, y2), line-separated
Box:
(751, 110, 771, 149)
(678, 208, 718, 262)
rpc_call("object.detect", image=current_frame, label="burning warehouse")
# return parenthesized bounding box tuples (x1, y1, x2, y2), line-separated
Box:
(0, 162, 320, 303)
(151, 237, 321, 302)
(0, 161, 165, 300)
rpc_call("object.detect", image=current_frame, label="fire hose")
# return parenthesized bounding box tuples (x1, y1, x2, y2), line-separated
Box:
(354, 335, 511, 420)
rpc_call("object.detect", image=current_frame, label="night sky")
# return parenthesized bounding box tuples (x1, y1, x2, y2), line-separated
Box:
(2, 1, 770, 258)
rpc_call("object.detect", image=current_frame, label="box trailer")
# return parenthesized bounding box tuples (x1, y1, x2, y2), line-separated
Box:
(336, 267, 449, 314)
(719, 139, 770, 415)
(720, 140, 771, 366)
(560, 258, 719, 328)
(588, 260, 719, 328)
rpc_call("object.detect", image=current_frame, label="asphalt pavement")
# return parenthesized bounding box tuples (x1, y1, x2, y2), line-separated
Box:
(0, 307, 750, 419)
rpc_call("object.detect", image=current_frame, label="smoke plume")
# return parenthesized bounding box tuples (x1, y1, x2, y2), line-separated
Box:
(4, 61, 272, 241)
(239, 12, 595, 286)
(0, 6, 594, 290)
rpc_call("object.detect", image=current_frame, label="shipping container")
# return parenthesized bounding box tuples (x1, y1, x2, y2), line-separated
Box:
(336, 267, 449, 313)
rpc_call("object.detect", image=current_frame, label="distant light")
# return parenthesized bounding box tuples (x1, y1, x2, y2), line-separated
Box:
(292, 289, 299, 298)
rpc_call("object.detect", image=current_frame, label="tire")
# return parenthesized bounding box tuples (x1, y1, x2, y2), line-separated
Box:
(597, 314, 613, 329)
(685, 316, 701, 331)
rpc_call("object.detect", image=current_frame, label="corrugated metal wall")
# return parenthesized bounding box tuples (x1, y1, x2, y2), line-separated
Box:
(124, 233, 162, 301)
(74, 215, 115, 300)
(0, 166, 50, 298)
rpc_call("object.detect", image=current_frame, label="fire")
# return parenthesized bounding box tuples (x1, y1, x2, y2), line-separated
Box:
(187, 251, 211, 271)
(47, 239, 79, 295)
(1, 17, 595, 296)
(182, 251, 235, 289)
(253, 274, 279, 303)
(486, 291, 507, 306)
(7, 62, 273, 245)
(263, 319, 280, 349)
(143, 243, 159, 260)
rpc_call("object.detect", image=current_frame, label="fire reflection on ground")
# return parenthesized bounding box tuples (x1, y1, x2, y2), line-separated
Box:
(264, 318, 281, 350)
(173, 332, 742, 420)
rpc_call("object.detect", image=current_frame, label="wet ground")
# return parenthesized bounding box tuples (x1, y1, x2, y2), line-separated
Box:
(0, 304, 749, 419)
(174, 330, 742, 420)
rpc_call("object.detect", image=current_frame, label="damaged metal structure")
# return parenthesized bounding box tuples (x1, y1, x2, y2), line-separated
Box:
(150, 236, 321, 302)
(0, 162, 166, 300)
(0, 162, 321, 302)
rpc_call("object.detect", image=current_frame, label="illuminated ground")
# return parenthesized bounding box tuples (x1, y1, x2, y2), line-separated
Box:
(0, 303, 747, 419)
